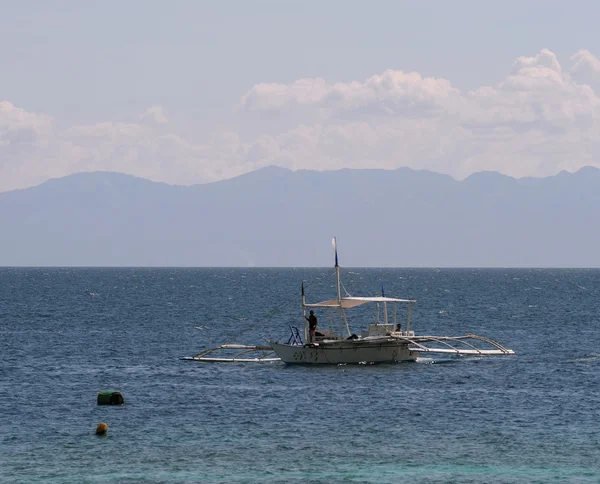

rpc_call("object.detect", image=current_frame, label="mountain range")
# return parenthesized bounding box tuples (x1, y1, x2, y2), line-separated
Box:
(1, 166, 600, 267)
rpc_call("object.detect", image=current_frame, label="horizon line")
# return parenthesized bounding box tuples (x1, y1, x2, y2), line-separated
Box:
(2, 265, 599, 270)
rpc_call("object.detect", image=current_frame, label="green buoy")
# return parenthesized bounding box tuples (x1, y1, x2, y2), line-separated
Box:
(97, 390, 125, 405)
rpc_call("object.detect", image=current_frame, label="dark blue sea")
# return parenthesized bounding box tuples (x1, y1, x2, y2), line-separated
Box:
(1, 267, 600, 483)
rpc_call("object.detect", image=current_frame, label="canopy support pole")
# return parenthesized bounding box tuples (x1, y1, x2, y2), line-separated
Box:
(301, 283, 307, 343)
(343, 310, 351, 337)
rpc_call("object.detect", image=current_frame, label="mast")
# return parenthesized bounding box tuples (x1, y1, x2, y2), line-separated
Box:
(333, 237, 343, 338)
(333, 237, 341, 304)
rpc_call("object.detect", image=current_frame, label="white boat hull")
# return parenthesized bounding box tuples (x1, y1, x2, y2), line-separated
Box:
(269, 339, 418, 365)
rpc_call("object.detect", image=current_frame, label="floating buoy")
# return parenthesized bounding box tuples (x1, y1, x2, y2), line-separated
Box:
(97, 390, 124, 405)
(95, 422, 108, 435)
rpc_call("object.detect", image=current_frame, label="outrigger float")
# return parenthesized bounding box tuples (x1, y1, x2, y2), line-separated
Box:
(184, 239, 514, 365)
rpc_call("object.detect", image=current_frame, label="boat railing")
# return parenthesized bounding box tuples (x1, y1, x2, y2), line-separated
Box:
(287, 326, 303, 345)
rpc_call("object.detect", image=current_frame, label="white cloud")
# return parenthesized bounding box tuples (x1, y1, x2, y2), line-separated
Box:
(0, 106, 246, 191)
(0, 101, 59, 187)
(140, 105, 169, 125)
(236, 48, 600, 179)
(569, 49, 600, 91)
(3, 48, 600, 192)
(570, 49, 600, 75)
(0, 101, 54, 131)
(511, 48, 562, 75)
(241, 78, 331, 111)
(240, 70, 462, 117)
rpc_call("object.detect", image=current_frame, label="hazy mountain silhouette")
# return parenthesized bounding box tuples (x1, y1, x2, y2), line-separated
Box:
(1, 166, 599, 267)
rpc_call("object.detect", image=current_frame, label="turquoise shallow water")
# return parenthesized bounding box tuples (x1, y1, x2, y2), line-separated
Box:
(1, 267, 600, 483)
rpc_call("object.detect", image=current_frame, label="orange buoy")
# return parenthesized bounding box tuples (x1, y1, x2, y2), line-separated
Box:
(95, 422, 108, 435)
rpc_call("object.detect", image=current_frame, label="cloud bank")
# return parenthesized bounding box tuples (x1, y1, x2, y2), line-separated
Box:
(2, 48, 600, 192)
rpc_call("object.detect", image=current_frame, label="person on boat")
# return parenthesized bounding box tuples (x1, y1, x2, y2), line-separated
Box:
(306, 310, 318, 342)
(396, 323, 402, 333)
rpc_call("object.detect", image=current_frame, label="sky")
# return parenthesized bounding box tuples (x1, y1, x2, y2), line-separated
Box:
(3, 0, 600, 192)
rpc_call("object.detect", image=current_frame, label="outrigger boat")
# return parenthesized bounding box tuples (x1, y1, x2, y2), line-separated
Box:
(185, 238, 514, 364)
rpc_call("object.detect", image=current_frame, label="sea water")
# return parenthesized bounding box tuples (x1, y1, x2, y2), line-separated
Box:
(1, 267, 599, 483)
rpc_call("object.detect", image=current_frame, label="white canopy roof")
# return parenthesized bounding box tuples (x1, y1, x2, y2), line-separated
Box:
(304, 296, 416, 309)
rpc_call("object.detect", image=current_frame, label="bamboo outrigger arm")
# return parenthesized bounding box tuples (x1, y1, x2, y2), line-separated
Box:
(181, 344, 281, 363)
(393, 333, 515, 356)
